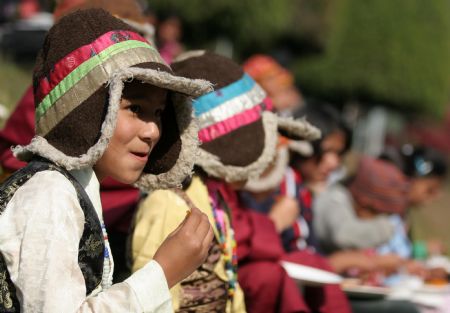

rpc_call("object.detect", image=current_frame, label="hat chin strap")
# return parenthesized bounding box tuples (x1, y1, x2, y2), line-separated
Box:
(276, 115, 321, 141)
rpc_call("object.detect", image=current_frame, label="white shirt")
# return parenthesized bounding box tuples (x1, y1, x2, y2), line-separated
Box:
(0, 168, 172, 313)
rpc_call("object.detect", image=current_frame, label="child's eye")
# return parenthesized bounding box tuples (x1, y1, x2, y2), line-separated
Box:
(127, 104, 142, 114)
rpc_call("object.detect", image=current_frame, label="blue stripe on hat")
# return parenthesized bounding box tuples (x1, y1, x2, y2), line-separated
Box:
(193, 73, 255, 117)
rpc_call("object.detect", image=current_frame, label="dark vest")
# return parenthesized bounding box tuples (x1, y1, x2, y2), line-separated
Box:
(0, 159, 105, 312)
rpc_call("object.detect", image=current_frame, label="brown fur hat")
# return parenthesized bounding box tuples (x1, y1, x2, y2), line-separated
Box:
(172, 51, 320, 183)
(13, 9, 212, 190)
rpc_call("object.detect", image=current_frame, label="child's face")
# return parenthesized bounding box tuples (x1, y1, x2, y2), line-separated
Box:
(298, 130, 346, 184)
(408, 176, 443, 206)
(94, 81, 167, 183)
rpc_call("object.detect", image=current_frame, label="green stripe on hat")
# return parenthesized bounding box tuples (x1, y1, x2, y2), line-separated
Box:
(35, 40, 157, 121)
(36, 47, 161, 136)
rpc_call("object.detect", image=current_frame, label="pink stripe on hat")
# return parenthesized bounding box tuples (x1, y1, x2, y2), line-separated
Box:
(198, 97, 272, 143)
(35, 30, 151, 104)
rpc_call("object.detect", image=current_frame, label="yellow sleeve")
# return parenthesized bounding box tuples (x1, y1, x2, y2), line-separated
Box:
(131, 190, 190, 310)
(131, 189, 189, 272)
(231, 283, 247, 313)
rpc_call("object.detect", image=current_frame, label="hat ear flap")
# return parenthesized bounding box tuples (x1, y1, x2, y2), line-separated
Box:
(276, 116, 321, 141)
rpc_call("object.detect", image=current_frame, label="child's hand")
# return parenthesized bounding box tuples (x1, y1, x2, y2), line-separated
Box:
(328, 250, 377, 274)
(374, 254, 405, 274)
(405, 260, 428, 279)
(153, 207, 214, 288)
(269, 196, 300, 233)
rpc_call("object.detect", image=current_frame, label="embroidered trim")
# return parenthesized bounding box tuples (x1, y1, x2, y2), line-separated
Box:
(171, 187, 231, 311)
(194, 74, 256, 116)
(35, 30, 159, 106)
(36, 47, 160, 136)
(36, 39, 158, 121)
(209, 191, 238, 300)
(196, 84, 266, 128)
(198, 98, 271, 143)
(0, 159, 104, 312)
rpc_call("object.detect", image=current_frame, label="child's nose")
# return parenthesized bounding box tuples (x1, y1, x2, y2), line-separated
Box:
(140, 121, 160, 144)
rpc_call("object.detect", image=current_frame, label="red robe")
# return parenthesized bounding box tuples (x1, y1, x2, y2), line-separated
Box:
(0, 87, 139, 232)
(215, 182, 351, 313)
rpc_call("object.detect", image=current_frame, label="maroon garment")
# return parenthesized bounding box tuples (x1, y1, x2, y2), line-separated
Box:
(216, 182, 351, 313)
(0, 86, 34, 172)
(0, 87, 139, 232)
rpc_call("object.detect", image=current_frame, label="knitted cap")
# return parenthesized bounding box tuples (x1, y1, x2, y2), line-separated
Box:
(172, 51, 320, 183)
(13, 9, 212, 190)
(349, 157, 410, 214)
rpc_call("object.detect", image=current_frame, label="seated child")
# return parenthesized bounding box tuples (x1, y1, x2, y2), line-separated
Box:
(0, 9, 213, 312)
(314, 156, 404, 254)
(315, 156, 415, 274)
(131, 51, 321, 313)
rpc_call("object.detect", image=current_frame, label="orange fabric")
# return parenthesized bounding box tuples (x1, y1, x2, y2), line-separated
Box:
(243, 55, 294, 93)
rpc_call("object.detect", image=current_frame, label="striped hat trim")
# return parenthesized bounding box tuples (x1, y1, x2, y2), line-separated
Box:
(36, 47, 160, 136)
(198, 97, 272, 143)
(36, 30, 157, 103)
(197, 81, 268, 129)
(193, 73, 255, 116)
(35, 30, 163, 121)
(194, 73, 273, 142)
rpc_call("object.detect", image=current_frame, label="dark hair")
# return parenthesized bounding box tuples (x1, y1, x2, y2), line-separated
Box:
(380, 145, 447, 179)
(291, 102, 352, 162)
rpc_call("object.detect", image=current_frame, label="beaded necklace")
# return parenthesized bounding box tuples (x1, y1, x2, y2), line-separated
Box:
(209, 190, 238, 300)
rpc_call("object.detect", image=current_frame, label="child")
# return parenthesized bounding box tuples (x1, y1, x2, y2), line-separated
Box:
(0, 9, 213, 312)
(378, 145, 447, 261)
(131, 51, 320, 313)
(315, 157, 421, 313)
(0, 0, 158, 282)
(381, 145, 447, 208)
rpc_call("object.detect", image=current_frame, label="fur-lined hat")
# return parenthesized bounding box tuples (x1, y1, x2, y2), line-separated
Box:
(13, 9, 212, 190)
(172, 51, 320, 183)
